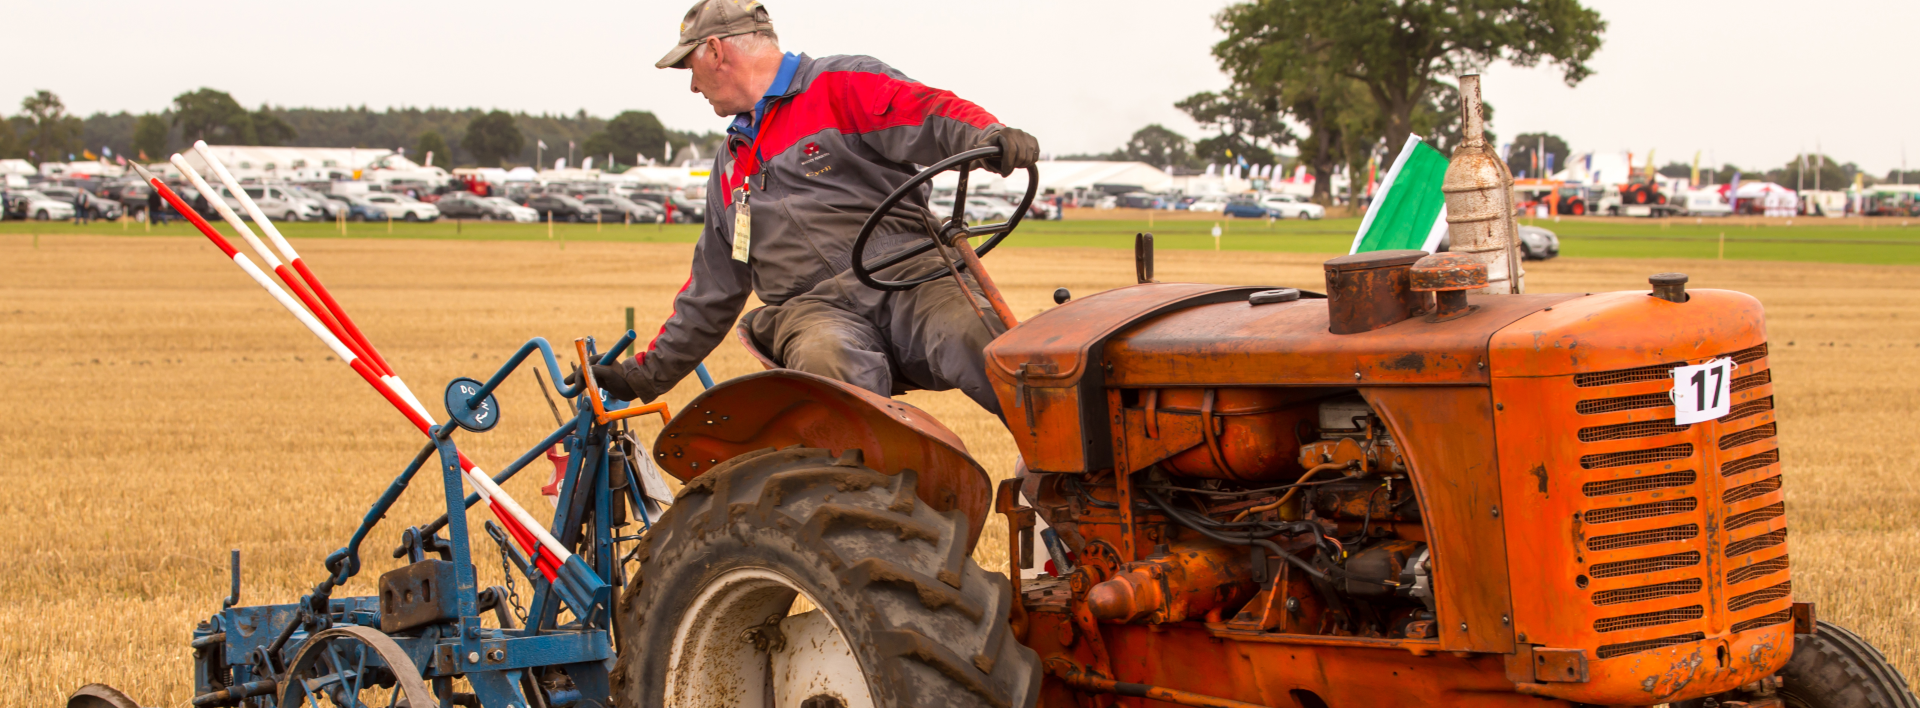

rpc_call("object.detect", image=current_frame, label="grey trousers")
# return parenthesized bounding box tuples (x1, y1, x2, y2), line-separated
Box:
(748, 256, 1007, 416)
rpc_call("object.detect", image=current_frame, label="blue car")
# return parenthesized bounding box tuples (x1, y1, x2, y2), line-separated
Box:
(1222, 200, 1273, 219)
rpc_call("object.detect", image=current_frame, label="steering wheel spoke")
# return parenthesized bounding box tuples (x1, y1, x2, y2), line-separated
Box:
(852, 146, 1037, 291)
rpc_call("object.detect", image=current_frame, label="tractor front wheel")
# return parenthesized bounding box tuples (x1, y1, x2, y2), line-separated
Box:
(612, 446, 1039, 708)
(1777, 620, 1920, 708)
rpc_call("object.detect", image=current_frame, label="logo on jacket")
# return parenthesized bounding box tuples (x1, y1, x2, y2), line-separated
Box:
(802, 142, 820, 156)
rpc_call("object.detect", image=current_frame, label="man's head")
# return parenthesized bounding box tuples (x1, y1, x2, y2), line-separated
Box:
(658, 0, 785, 117)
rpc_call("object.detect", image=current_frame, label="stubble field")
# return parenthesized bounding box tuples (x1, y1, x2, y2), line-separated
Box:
(3, 233, 1918, 705)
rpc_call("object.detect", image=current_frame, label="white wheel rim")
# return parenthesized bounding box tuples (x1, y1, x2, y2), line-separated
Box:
(666, 567, 876, 708)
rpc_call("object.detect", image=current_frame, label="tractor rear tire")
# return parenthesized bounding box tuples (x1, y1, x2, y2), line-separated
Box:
(611, 446, 1039, 708)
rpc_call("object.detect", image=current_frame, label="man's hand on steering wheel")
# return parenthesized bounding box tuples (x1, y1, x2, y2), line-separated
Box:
(975, 128, 1039, 177)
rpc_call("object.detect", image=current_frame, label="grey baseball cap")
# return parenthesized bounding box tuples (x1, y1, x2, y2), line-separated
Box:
(657, 0, 777, 69)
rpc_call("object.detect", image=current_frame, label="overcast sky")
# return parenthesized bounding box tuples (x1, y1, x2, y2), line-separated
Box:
(8, 0, 1915, 175)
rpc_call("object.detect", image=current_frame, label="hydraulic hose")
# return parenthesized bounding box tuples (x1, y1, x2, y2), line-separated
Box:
(1140, 486, 1328, 582)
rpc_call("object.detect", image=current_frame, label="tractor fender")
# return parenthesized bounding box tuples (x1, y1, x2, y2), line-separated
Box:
(650, 369, 994, 550)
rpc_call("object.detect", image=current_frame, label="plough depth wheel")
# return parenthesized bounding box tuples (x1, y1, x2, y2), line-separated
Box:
(278, 625, 434, 708)
(612, 447, 1039, 708)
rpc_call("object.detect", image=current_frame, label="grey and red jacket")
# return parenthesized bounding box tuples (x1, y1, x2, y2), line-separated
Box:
(612, 53, 1005, 401)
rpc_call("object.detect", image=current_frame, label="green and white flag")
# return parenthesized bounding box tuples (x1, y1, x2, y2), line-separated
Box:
(1350, 135, 1450, 254)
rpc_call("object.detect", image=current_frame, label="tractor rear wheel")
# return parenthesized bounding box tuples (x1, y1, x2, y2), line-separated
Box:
(611, 446, 1039, 708)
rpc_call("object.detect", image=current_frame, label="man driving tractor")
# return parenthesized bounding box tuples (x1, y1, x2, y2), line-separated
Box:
(581, 0, 1039, 416)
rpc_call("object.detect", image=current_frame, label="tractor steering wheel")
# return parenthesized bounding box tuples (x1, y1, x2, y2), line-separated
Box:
(851, 145, 1039, 292)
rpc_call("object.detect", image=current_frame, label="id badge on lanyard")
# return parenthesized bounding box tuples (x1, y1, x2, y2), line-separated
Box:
(731, 103, 781, 264)
(731, 187, 751, 262)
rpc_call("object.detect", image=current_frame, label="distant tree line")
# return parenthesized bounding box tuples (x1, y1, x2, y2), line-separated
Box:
(0, 88, 723, 171)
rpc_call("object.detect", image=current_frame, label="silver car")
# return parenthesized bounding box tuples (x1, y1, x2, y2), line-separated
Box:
(219, 185, 321, 222)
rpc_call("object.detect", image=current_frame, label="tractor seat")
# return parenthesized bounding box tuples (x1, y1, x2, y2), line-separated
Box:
(734, 306, 919, 396)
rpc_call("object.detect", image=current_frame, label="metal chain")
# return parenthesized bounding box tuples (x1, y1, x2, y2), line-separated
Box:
(497, 540, 529, 626)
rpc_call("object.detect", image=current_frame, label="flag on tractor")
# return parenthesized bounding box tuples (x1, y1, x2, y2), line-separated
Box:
(1349, 135, 1450, 254)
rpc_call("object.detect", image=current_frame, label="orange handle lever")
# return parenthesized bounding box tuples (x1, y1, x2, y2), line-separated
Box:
(575, 338, 672, 426)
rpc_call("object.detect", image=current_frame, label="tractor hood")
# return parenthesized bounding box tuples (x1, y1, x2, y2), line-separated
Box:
(984, 282, 1580, 474)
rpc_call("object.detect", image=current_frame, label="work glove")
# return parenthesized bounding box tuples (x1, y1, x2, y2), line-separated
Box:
(564, 364, 639, 402)
(976, 128, 1039, 177)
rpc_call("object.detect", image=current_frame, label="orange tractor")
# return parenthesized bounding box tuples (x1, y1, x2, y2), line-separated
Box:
(1514, 178, 1591, 216)
(615, 76, 1913, 708)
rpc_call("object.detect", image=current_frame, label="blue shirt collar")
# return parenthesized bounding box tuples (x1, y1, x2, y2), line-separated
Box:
(729, 52, 803, 141)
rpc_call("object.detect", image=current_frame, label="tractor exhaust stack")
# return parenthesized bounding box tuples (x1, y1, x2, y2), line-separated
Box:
(1442, 74, 1524, 294)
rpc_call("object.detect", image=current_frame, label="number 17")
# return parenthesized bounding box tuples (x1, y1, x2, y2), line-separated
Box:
(1689, 364, 1725, 411)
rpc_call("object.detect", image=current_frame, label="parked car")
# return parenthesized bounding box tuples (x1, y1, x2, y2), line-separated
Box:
(1222, 198, 1272, 219)
(284, 186, 341, 219)
(1116, 192, 1164, 210)
(362, 192, 441, 221)
(1434, 225, 1559, 261)
(211, 185, 318, 222)
(580, 195, 664, 223)
(481, 196, 541, 223)
(436, 192, 521, 221)
(7, 189, 77, 220)
(627, 191, 704, 223)
(1187, 195, 1228, 212)
(1259, 193, 1325, 220)
(35, 185, 124, 220)
(930, 196, 992, 223)
(1680, 190, 1734, 217)
(525, 194, 600, 223)
(337, 195, 390, 222)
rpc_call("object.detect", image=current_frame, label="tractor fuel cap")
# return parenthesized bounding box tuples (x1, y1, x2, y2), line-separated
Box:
(1248, 288, 1301, 305)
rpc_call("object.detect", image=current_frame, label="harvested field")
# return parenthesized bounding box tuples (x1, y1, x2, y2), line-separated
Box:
(3, 233, 1918, 704)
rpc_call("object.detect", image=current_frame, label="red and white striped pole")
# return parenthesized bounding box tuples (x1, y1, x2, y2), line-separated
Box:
(189, 141, 432, 419)
(130, 160, 567, 580)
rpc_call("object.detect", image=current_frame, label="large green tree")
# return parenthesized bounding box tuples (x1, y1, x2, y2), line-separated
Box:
(132, 114, 169, 159)
(416, 130, 450, 167)
(1214, 0, 1603, 165)
(1175, 89, 1290, 167)
(1505, 132, 1567, 179)
(20, 90, 83, 163)
(251, 105, 295, 146)
(1117, 124, 1196, 169)
(172, 88, 257, 144)
(463, 111, 525, 168)
(581, 110, 669, 167)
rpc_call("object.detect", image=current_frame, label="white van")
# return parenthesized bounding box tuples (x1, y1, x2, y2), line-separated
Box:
(1682, 190, 1733, 217)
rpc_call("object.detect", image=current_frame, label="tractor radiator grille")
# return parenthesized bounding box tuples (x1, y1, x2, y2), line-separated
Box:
(1727, 529, 1789, 558)
(1584, 498, 1699, 525)
(1576, 361, 1686, 388)
(1590, 552, 1701, 579)
(1593, 579, 1703, 606)
(1724, 476, 1782, 505)
(1729, 581, 1792, 612)
(1556, 339, 1786, 661)
(1726, 556, 1790, 586)
(1726, 503, 1786, 532)
(1597, 633, 1707, 659)
(1722, 450, 1780, 477)
(1732, 369, 1772, 393)
(1727, 396, 1774, 422)
(1583, 471, 1696, 497)
(1580, 420, 1691, 443)
(1720, 423, 1778, 450)
(1581, 444, 1695, 470)
(1595, 605, 1705, 633)
(1577, 392, 1673, 415)
(1732, 609, 1795, 634)
(1588, 524, 1699, 551)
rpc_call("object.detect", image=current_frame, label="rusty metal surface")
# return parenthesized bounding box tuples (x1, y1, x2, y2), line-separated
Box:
(1488, 289, 1766, 377)
(1086, 538, 1257, 624)
(650, 369, 994, 549)
(1532, 647, 1591, 683)
(377, 560, 459, 633)
(1442, 74, 1523, 294)
(1363, 386, 1518, 655)
(1488, 288, 1785, 703)
(1323, 250, 1426, 334)
(1411, 252, 1490, 293)
(1101, 292, 1581, 390)
(984, 282, 1270, 474)
(1025, 612, 1550, 707)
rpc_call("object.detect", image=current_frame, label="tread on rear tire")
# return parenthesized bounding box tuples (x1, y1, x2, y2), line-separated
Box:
(1779, 620, 1920, 708)
(611, 446, 1039, 708)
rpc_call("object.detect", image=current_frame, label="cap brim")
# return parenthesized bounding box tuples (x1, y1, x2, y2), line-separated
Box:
(656, 42, 696, 69)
